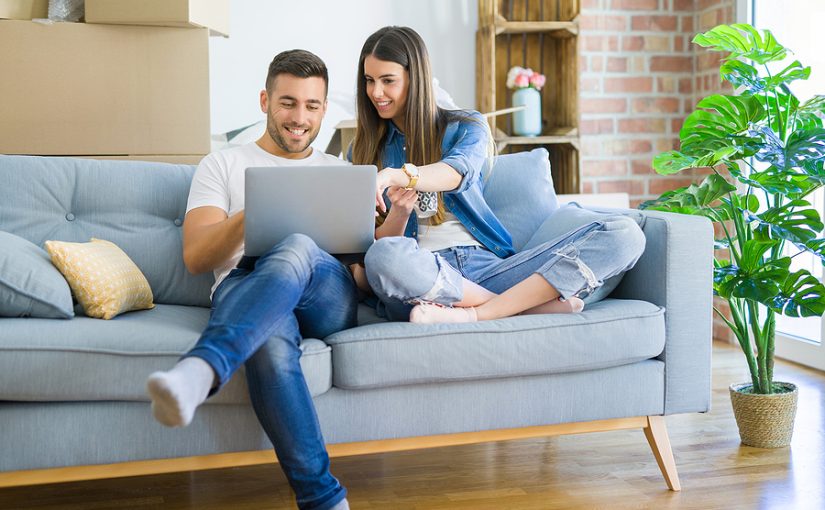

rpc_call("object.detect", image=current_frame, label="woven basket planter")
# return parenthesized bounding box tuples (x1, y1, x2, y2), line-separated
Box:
(729, 382, 798, 448)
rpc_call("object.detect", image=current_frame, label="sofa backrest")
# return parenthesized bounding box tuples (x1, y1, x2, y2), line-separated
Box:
(0, 155, 213, 307)
(482, 148, 559, 251)
(0, 150, 560, 307)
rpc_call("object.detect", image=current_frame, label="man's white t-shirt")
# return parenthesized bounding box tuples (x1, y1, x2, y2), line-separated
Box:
(186, 142, 348, 297)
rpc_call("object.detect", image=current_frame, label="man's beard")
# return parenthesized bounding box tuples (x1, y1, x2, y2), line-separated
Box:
(267, 114, 317, 154)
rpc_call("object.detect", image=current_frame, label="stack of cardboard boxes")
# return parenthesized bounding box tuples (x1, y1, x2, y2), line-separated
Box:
(0, 0, 229, 164)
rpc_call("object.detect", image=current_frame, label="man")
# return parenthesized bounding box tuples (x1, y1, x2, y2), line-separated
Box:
(146, 50, 355, 510)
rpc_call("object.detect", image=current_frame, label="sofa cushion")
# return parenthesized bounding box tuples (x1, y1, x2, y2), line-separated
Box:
(0, 155, 213, 307)
(482, 148, 559, 251)
(0, 231, 74, 319)
(45, 238, 155, 319)
(0, 304, 332, 403)
(326, 298, 665, 390)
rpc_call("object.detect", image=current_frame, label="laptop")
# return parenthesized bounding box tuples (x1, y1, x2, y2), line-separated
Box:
(244, 165, 377, 259)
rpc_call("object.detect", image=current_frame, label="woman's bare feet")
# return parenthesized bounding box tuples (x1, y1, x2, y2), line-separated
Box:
(521, 296, 585, 315)
(409, 296, 584, 324)
(409, 303, 478, 324)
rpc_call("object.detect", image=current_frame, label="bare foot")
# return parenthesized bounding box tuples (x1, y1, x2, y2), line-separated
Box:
(409, 303, 478, 324)
(521, 296, 585, 315)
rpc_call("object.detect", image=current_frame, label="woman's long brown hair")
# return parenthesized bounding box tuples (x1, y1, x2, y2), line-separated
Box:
(352, 26, 457, 225)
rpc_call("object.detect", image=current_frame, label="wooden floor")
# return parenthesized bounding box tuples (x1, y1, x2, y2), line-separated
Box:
(1, 341, 823, 510)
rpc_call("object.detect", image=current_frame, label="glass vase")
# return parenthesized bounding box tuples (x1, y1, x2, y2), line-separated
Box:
(512, 87, 542, 136)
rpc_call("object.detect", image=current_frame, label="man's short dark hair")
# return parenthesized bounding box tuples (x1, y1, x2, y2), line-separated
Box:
(265, 49, 329, 96)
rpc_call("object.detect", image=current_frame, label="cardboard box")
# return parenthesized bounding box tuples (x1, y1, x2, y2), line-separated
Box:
(86, 0, 229, 37)
(0, 0, 47, 19)
(0, 21, 210, 156)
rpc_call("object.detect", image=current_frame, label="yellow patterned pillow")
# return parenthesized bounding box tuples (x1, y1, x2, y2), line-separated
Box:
(45, 238, 154, 320)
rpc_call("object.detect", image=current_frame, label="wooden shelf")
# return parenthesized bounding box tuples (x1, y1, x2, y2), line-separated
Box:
(494, 128, 579, 150)
(494, 17, 578, 36)
(477, 0, 581, 193)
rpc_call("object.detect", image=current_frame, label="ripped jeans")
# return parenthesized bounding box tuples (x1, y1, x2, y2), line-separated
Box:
(364, 215, 645, 321)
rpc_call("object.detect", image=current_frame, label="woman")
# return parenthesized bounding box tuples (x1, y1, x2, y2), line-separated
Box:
(351, 26, 645, 323)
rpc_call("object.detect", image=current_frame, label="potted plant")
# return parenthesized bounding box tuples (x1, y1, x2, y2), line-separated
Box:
(641, 23, 825, 448)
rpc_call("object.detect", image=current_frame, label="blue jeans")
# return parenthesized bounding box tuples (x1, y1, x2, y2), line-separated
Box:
(185, 233, 358, 510)
(364, 214, 645, 321)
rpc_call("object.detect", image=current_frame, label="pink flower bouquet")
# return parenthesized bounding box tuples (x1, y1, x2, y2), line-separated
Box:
(506, 66, 546, 91)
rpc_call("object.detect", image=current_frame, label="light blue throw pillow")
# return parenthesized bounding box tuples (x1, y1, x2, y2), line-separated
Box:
(522, 203, 646, 304)
(0, 231, 74, 318)
(482, 148, 559, 251)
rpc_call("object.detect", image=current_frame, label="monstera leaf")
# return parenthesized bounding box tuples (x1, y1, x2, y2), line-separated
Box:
(693, 24, 787, 64)
(771, 269, 825, 317)
(795, 95, 825, 132)
(714, 255, 791, 303)
(719, 192, 760, 220)
(799, 95, 825, 116)
(766, 61, 811, 90)
(749, 200, 825, 264)
(795, 111, 824, 132)
(722, 60, 810, 95)
(720, 60, 763, 94)
(640, 174, 736, 219)
(763, 86, 799, 136)
(680, 95, 764, 160)
(654, 94, 767, 175)
(750, 125, 788, 168)
(802, 238, 825, 264)
(652, 148, 736, 175)
(652, 150, 698, 175)
(745, 168, 822, 197)
(785, 128, 825, 171)
(749, 125, 825, 172)
(729, 156, 825, 200)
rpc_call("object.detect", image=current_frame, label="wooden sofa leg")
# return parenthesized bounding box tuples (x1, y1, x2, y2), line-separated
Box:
(643, 415, 681, 491)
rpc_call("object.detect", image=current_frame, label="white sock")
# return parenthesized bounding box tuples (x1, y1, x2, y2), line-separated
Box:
(329, 498, 349, 510)
(146, 357, 215, 428)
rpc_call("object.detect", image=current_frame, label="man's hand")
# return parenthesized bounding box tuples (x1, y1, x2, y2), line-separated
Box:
(182, 207, 244, 274)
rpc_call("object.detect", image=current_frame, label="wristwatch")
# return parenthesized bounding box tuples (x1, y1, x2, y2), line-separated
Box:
(401, 163, 419, 190)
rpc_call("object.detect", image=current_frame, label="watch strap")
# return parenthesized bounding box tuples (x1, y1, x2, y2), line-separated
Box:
(402, 163, 419, 189)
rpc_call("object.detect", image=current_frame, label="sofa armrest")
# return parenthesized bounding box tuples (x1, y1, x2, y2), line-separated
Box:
(612, 210, 714, 415)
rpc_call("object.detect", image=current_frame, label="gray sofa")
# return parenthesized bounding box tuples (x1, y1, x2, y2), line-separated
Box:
(0, 151, 712, 489)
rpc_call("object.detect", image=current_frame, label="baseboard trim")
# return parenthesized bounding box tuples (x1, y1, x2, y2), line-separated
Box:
(0, 415, 680, 490)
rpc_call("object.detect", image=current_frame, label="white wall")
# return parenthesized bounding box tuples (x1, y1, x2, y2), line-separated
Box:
(208, 0, 478, 149)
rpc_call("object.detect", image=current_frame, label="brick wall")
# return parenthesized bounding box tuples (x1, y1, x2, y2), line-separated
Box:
(579, 0, 735, 207)
(694, 0, 737, 345)
(579, 0, 737, 343)
(695, 0, 735, 97)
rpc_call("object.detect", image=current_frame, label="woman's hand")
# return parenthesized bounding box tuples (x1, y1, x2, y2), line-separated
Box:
(386, 186, 418, 218)
(375, 167, 406, 213)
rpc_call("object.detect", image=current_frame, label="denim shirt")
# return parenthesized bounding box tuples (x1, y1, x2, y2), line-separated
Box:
(376, 112, 515, 258)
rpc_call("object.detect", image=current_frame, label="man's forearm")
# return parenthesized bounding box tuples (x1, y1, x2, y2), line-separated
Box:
(183, 211, 245, 274)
